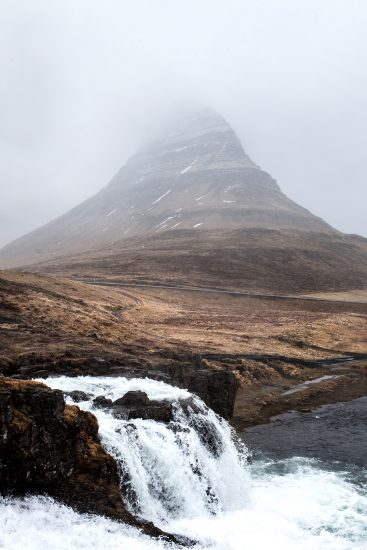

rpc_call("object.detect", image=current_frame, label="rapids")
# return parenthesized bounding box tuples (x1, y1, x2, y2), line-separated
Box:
(1, 375, 366, 550)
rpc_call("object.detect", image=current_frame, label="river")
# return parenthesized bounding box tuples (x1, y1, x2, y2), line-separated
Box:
(0, 376, 366, 550)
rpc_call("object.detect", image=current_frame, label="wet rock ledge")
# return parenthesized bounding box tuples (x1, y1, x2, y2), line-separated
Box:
(0, 377, 179, 542)
(4, 354, 239, 419)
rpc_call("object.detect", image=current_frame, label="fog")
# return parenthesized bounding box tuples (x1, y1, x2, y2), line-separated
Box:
(1, 0, 366, 248)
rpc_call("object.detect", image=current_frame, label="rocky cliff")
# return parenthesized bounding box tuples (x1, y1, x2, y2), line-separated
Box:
(0, 377, 180, 540)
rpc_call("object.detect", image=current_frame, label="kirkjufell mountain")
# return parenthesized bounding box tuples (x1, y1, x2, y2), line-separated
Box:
(1, 109, 331, 260)
(1, 108, 367, 293)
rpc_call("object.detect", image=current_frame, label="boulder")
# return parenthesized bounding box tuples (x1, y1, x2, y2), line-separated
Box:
(93, 395, 113, 408)
(66, 390, 91, 402)
(113, 390, 149, 407)
(112, 401, 173, 422)
(112, 391, 173, 422)
(91, 390, 174, 422)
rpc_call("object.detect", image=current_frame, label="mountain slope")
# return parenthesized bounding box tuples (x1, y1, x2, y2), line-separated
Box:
(0, 109, 334, 268)
(28, 227, 367, 294)
(1, 107, 367, 295)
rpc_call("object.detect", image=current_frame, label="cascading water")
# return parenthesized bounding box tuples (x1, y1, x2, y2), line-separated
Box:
(1, 375, 366, 550)
(43, 375, 250, 524)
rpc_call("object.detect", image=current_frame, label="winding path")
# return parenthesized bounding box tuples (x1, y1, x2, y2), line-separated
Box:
(77, 279, 367, 306)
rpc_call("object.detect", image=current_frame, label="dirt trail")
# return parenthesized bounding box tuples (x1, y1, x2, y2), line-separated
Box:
(80, 279, 367, 306)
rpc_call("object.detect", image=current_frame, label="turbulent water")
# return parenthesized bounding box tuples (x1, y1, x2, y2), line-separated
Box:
(243, 397, 367, 468)
(1, 375, 366, 550)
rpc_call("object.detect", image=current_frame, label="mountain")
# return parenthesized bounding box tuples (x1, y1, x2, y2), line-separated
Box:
(1, 108, 367, 293)
(1, 109, 332, 264)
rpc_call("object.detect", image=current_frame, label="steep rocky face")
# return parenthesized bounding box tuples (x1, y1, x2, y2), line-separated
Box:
(0, 108, 333, 268)
(0, 377, 180, 540)
(3, 359, 239, 420)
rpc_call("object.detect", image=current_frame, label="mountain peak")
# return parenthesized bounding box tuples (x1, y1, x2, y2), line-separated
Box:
(142, 106, 257, 170)
(112, 107, 258, 189)
(0, 108, 334, 267)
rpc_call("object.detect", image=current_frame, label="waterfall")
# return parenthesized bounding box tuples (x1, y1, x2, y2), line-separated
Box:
(44, 375, 250, 525)
(1, 374, 360, 550)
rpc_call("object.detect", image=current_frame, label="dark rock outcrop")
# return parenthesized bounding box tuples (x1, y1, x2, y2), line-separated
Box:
(112, 400, 173, 422)
(94, 390, 174, 422)
(93, 395, 113, 408)
(66, 390, 91, 402)
(140, 359, 239, 419)
(0, 378, 132, 520)
(0, 378, 181, 542)
(169, 364, 238, 419)
(119, 362, 239, 420)
(114, 390, 149, 407)
(4, 353, 239, 420)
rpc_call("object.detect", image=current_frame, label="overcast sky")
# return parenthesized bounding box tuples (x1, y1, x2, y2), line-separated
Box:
(1, 0, 367, 248)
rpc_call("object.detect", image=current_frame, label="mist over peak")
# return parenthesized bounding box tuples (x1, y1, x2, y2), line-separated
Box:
(0, 106, 337, 268)
(0, 1, 366, 247)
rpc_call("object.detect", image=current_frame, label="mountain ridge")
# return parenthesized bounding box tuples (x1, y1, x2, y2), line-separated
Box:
(0, 108, 335, 268)
(1, 107, 367, 295)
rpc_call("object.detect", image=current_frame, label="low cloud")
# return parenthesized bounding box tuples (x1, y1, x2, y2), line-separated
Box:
(1, 0, 366, 247)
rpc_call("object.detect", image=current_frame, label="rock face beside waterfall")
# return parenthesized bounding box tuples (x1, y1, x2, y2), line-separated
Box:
(91, 362, 240, 420)
(4, 350, 239, 419)
(0, 377, 176, 539)
(94, 390, 174, 422)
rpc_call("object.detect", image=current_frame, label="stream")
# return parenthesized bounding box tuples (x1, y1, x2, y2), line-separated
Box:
(0, 375, 366, 550)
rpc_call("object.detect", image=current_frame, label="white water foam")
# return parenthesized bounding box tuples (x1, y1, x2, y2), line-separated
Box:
(169, 459, 367, 550)
(0, 496, 169, 550)
(1, 375, 366, 550)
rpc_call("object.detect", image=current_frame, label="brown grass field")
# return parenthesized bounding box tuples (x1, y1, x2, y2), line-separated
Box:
(1, 270, 367, 428)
